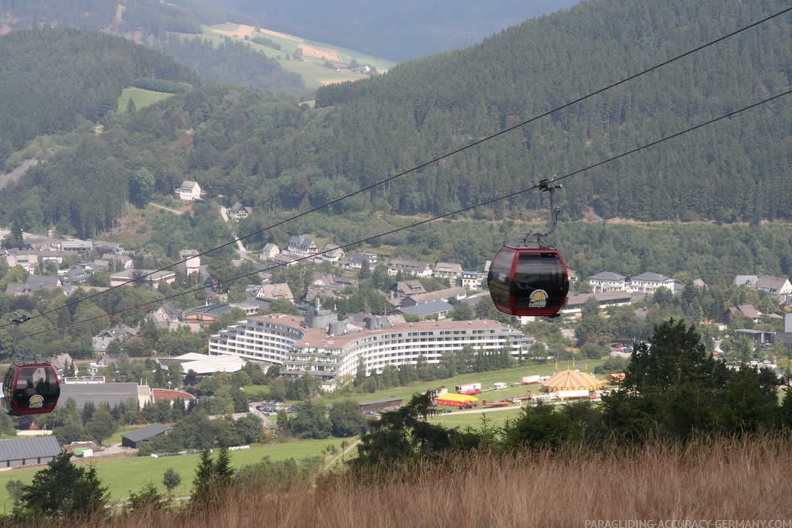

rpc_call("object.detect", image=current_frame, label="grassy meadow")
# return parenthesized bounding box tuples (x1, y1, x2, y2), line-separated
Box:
(0, 438, 344, 511)
(59, 434, 792, 527)
(117, 87, 175, 113)
(199, 23, 395, 89)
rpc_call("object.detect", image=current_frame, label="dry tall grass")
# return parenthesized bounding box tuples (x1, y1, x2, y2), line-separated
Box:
(70, 435, 792, 528)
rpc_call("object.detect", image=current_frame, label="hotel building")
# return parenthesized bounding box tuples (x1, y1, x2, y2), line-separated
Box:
(208, 312, 533, 382)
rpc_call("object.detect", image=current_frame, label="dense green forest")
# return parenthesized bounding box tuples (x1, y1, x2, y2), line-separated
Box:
(0, 0, 789, 259)
(0, 29, 200, 154)
(158, 34, 304, 94)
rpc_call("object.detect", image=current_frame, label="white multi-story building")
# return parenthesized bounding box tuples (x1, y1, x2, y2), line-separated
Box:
(587, 271, 627, 293)
(208, 314, 533, 382)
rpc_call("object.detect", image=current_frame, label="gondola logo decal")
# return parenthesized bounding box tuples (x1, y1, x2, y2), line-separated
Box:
(529, 290, 548, 308)
(28, 394, 44, 409)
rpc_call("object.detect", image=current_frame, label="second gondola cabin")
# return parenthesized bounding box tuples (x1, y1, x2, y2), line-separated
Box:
(2, 362, 60, 416)
(487, 243, 570, 318)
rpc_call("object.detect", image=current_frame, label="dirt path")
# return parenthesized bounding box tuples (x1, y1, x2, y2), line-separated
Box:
(150, 203, 186, 215)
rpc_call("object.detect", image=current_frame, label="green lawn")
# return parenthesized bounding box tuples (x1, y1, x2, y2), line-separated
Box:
(117, 87, 174, 113)
(318, 360, 605, 408)
(428, 406, 525, 428)
(0, 438, 341, 511)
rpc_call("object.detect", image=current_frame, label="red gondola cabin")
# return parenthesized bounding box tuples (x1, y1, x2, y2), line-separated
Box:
(487, 243, 570, 318)
(2, 362, 60, 416)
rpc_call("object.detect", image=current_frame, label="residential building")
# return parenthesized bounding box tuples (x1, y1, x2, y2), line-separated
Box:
(208, 314, 534, 383)
(320, 244, 345, 263)
(386, 259, 433, 277)
(755, 275, 792, 296)
(287, 235, 317, 257)
(259, 243, 280, 261)
(179, 249, 201, 276)
(146, 302, 183, 331)
(228, 202, 251, 221)
(433, 262, 463, 282)
(588, 272, 627, 293)
(626, 272, 676, 295)
(400, 287, 467, 308)
(562, 291, 646, 317)
(461, 271, 487, 291)
(391, 280, 427, 298)
(348, 252, 379, 269)
(255, 283, 294, 302)
(176, 180, 202, 201)
(723, 304, 762, 324)
(23, 275, 62, 294)
(92, 325, 138, 354)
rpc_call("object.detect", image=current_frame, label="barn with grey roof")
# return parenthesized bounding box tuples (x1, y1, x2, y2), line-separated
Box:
(121, 423, 172, 448)
(0, 436, 61, 468)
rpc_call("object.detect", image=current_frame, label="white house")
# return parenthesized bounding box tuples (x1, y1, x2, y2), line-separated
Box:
(588, 271, 627, 293)
(755, 275, 792, 296)
(386, 259, 433, 278)
(179, 249, 201, 276)
(627, 272, 676, 295)
(260, 243, 280, 261)
(287, 235, 317, 257)
(176, 180, 202, 201)
(433, 262, 463, 282)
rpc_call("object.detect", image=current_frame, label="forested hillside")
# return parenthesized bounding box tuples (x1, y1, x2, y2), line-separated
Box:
(0, 0, 304, 94)
(0, 0, 790, 239)
(0, 29, 200, 154)
(222, 0, 583, 60)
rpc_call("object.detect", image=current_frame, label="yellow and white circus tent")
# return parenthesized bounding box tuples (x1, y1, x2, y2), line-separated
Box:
(540, 369, 603, 392)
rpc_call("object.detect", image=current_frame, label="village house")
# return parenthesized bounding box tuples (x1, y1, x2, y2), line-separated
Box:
(92, 324, 138, 354)
(176, 180, 202, 201)
(23, 275, 62, 294)
(146, 302, 183, 331)
(461, 270, 487, 291)
(228, 202, 251, 221)
(386, 259, 433, 278)
(255, 283, 294, 302)
(347, 252, 379, 269)
(287, 235, 317, 257)
(320, 244, 345, 263)
(561, 291, 646, 317)
(723, 304, 762, 325)
(433, 262, 463, 282)
(179, 249, 201, 276)
(399, 287, 467, 308)
(755, 275, 792, 296)
(391, 280, 427, 298)
(5, 251, 38, 274)
(626, 272, 677, 295)
(259, 243, 280, 261)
